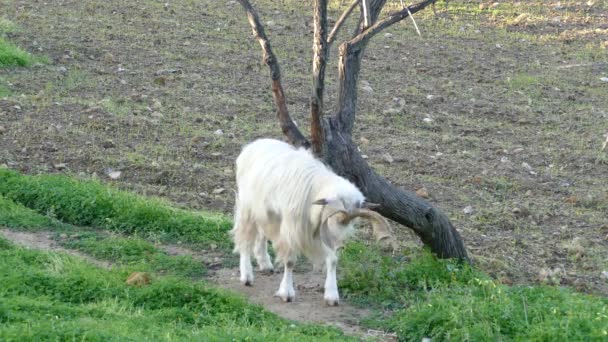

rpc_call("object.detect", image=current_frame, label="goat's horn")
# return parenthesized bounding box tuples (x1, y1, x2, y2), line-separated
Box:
(342, 209, 394, 244)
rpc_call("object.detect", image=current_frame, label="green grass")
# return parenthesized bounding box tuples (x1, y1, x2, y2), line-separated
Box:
(0, 242, 351, 341)
(2, 168, 606, 340)
(0, 194, 68, 230)
(59, 232, 206, 278)
(0, 36, 32, 67)
(339, 242, 608, 341)
(0, 168, 232, 249)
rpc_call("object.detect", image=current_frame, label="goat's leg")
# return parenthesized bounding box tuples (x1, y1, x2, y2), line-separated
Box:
(239, 252, 254, 286)
(232, 213, 256, 286)
(275, 259, 296, 302)
(253, 234, 274, 274)
(324, 252, 340, 306)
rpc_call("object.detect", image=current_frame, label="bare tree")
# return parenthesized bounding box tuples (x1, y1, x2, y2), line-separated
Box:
(236, 0, 469, 261)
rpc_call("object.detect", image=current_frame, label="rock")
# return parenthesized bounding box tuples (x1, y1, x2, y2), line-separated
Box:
(512, 207, 530, 217)
(382, 152, 394, 164)
(510, 13, 529, 26)
(600, 77, 608, 83)
(152, 98, 162, 110)
(521, 162, 533, 171)
(53, 163, 67, 170)
(212, 188, 225, 194)
(102, 140, 115, 149)
(57, 66, 68, 73)
(126, 272, 151, 287)
(266, 20, 276, 27)
(416, 187, 429, 199)
(103, 52, 115, 64)
(601, 271, 608, 280)
(359, 80, 373, 93)
(463, 205, 474, 215)
(151, 111, 164, 119)
(0, 126, 5, 134)
(423, 117, 434, 123)
(213, 129, 224, 136)
(384, 33, 393, 38)
(360, 137, 370, 145)
(108, 171, 121, 180)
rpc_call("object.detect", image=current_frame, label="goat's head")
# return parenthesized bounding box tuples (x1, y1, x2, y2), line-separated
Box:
(312, 198, 395, 250)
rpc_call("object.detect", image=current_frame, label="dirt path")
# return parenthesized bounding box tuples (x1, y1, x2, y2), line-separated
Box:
(0, 229, 394, 341)
(0, 229, 112, 269)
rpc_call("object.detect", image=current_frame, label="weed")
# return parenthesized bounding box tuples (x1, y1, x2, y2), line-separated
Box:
(0, 37, 33, 67)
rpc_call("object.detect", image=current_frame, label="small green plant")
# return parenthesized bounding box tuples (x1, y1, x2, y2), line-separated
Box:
(0, 37, 33, 67)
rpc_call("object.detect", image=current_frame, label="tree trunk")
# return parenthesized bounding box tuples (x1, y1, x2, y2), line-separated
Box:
(236, 0, 469, 262)
(323, 120, 470, 261)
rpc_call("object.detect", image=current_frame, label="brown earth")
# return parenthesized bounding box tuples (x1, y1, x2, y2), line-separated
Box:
(1, 0, 607, 303)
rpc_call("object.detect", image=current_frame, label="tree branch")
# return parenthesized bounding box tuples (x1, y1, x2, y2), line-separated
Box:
(310, 0, 329, 156)
(327, 0, 359, 46)
(351, 0, 436, 49)
(334, 0, 436, 134)
(237, 0, 310, 148)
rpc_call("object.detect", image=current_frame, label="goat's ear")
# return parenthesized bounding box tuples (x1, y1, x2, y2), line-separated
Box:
(361, 201, 381, 209)
(312, 198, 329, 205)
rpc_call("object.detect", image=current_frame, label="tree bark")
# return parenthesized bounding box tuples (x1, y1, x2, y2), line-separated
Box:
(310, 0, 329, 156)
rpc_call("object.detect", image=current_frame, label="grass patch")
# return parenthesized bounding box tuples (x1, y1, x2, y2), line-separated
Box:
(0, 36, 33, 67)
(0, 246, 351, 341)
(59, 232, 206, 278)
(0, 168, 232, 249)
(339, 242, 608, 341)
(0, 194, 67, 230)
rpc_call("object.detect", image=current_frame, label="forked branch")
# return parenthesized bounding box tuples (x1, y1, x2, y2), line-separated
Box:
(237, 0, 310, 148)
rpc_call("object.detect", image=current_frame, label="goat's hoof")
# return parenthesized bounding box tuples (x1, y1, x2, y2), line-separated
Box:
(275, 291, 295, 303)
(324, 299, 339, 306)
(243, 280, 253, 286)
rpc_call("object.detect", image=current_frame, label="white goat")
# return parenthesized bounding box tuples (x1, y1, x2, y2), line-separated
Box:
(230, 138, 393, 306)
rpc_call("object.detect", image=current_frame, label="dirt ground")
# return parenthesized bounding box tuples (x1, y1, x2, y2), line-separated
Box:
(1, 0, 607, 305)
